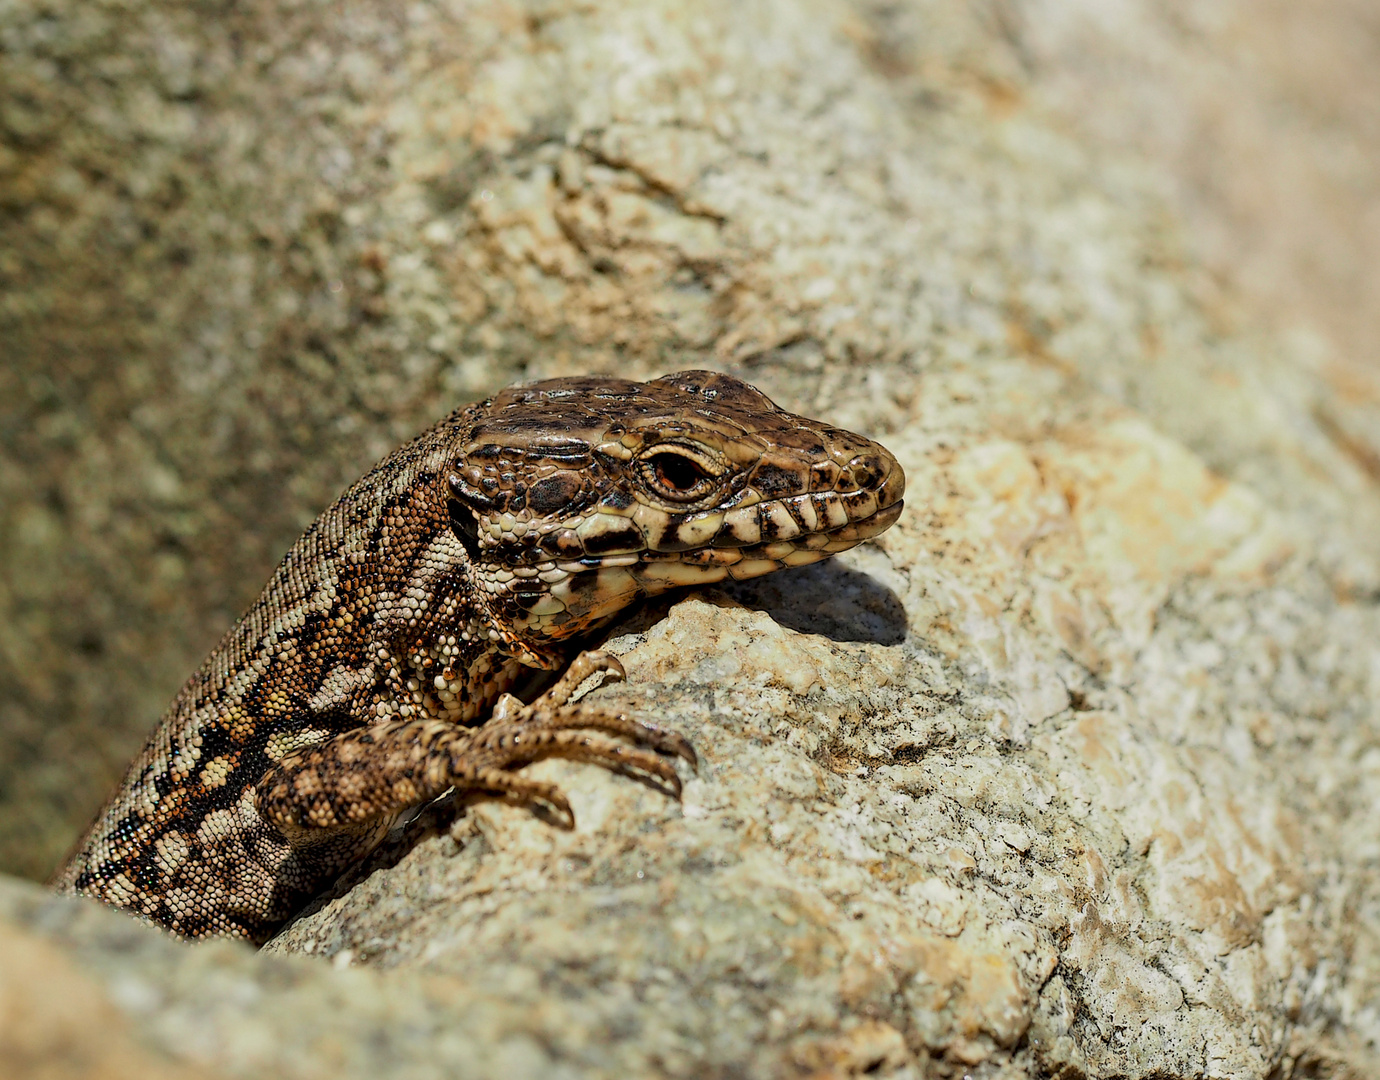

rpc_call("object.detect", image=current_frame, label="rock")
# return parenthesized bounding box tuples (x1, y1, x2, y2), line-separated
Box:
(0, 881, 211, 1080)
(0, 871, 642, 1080)
(270, 361, 1378, 1077)
(4, 0, 1380, 1076)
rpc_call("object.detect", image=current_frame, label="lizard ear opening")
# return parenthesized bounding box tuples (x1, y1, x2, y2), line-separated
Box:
(448, 497, 482, 561)
(445, 472, 487, 561)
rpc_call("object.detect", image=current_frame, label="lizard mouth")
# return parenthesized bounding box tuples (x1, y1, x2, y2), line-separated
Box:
(625, 493, 905, 588)
(641, 441, 906, 569)
(553, 438, 906, 578)
(820, 497, 905, 542)
(485, 438, 907, 637)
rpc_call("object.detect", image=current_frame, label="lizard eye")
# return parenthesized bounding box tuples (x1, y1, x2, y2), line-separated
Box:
(638, 445, 722, 503)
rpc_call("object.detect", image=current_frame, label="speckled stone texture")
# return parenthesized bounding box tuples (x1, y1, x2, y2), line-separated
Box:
(5, 0, 1380, 1077)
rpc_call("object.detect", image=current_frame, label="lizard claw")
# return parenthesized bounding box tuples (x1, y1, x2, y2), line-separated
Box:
(472, 768, 576, 829)
(635, 724, 698, 772)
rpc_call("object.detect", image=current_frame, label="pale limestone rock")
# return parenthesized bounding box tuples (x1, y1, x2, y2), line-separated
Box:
(272, 360, 1371, 1076)
(3, 0, 1380, 1077)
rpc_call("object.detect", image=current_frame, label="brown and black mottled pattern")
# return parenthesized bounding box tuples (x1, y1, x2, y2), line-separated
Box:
(51, 371, 905, 943)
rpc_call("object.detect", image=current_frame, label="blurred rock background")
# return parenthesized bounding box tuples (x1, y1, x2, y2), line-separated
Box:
(3, 1, 1380, 1076)
(3, 0, 1378, 886)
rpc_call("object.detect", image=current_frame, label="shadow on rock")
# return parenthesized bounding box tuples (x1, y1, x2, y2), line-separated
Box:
(721, 561, 908, 646)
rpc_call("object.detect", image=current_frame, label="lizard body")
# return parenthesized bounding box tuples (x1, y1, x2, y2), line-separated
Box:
(51, 371, 904, 943)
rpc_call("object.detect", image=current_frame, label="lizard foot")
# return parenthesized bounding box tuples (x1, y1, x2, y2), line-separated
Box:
(447, 650, 696, 826)
(257, 651, 696, 835)
(493, 648, 627, 719)
(449, 702, 697, 825)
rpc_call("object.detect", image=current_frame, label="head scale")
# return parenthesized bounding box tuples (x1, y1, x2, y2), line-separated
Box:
(443, 371, 905, 653)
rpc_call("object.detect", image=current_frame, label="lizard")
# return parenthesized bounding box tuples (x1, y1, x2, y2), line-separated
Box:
(50, 370, 905, 944)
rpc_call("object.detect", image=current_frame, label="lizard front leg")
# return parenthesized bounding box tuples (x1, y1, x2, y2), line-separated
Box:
(256, 651, 696, 840)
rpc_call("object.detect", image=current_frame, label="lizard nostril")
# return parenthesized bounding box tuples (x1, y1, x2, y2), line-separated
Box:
(843, 447, 899, 494)
(847, 454, 882, 490)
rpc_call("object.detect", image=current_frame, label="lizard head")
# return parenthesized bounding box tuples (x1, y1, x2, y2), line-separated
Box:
(444, 370, 905, 653)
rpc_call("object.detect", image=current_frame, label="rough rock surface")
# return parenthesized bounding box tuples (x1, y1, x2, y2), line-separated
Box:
(5, 0, 1380, 1077)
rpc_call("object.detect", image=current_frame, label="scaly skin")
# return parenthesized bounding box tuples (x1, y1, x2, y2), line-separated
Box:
(51, 371, 905, 943)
